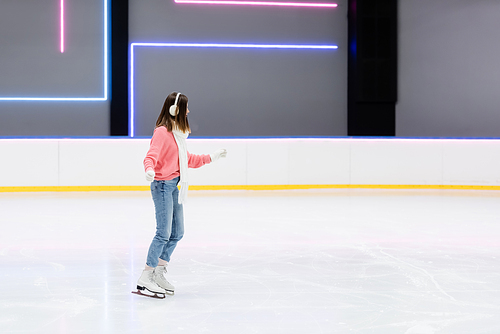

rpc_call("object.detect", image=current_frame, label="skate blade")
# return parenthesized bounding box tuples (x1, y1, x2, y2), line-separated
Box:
(131, 290, 166, 299)
(131, 288, 166, 299)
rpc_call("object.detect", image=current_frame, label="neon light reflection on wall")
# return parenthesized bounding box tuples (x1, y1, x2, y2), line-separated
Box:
(174, 0, 338, 7)
(129, 42, 338, 137)
(0, 0, 108, 101)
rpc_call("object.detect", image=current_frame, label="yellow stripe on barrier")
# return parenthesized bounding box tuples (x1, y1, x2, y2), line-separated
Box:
(190, 184, 500, 191)
(1, 184, 500, 192)
(0, 186, 150, 192)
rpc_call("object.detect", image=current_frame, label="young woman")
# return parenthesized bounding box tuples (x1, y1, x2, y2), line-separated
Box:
(135, 92, 226, 298)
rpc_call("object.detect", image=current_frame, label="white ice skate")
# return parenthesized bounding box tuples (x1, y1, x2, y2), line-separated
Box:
(153, 265, 175, 295)
(132, 270, 167, 299)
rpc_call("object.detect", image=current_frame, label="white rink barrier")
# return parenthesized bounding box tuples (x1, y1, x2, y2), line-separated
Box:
(1, 138, 500, 191)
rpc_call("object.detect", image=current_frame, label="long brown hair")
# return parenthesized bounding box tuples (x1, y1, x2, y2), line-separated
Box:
(155, 92, 191, 133)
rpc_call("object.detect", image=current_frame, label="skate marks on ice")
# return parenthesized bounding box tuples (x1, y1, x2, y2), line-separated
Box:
(360, 245, 457, 302)
(145, 189, 500, 333)
(170, 241, 500, 333)
(1, 190, 500, 333)
(347, 243, 500, 332)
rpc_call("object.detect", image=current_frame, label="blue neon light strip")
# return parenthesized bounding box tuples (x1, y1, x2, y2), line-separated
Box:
(0, 0, 108, 101)
(129, 42, 339, 137)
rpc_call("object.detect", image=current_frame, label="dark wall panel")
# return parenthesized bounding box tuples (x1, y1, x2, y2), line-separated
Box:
(348, 0, 397, 136)
(0, 0, 109, 136)
(133, 46, 342, 137)
(130, 0, 347, 137)
(397, 0, 500, 137)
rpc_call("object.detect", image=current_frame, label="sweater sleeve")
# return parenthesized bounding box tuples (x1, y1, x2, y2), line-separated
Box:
(187, 151, 212, 169)
(143, 128, 167, 172)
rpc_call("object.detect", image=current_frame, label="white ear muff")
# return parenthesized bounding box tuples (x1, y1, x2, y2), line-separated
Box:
(169, 92, 181, 116)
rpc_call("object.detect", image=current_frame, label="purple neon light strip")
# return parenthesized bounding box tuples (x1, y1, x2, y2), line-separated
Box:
(60, 0, 64, 53)
(175, 0, 337, 7)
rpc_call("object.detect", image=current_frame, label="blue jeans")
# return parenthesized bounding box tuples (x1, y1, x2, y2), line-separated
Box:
(146, 177, 184, 267)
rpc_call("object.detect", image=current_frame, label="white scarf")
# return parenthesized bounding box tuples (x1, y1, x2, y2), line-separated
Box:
(172, 127, 189, 204)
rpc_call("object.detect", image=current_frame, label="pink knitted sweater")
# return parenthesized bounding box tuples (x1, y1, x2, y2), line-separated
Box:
(143, 126, 211, 181)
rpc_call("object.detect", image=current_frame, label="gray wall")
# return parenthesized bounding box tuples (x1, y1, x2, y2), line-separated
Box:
(5, 0, 499, 138)
(130, 0, 348, 137)
(397, 0, 500, 137)
(0, 0, 109, 136)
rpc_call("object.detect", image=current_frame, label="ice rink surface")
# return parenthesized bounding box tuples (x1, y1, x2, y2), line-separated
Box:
(1, 189, 500, 333)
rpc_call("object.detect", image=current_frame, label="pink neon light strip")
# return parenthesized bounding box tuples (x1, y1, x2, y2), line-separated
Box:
(60, 0, 64, 53)
(174, 0, 337, 8)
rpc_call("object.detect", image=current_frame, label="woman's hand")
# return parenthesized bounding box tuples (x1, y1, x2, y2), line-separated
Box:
(145, 169, 155, 182)
(210, 149, 227, 162)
